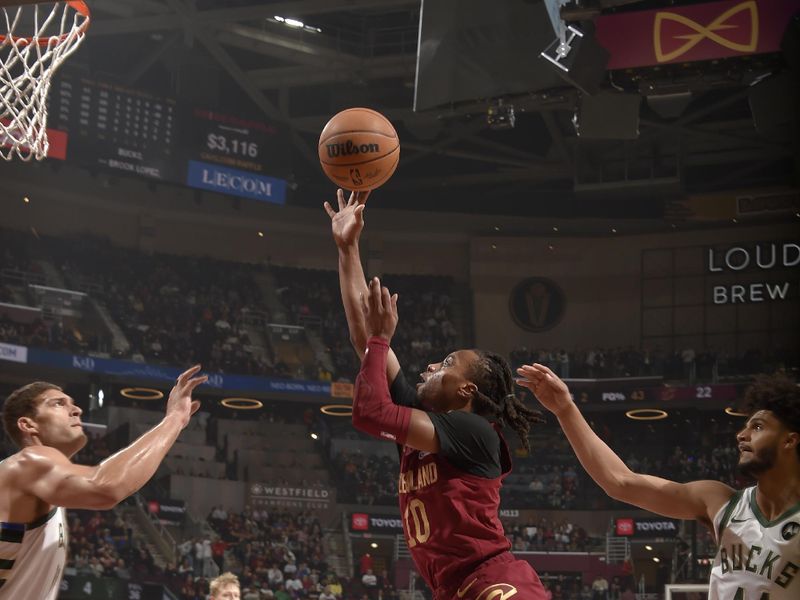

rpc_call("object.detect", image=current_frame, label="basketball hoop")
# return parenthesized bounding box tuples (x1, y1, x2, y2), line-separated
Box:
(0, 1, 89, 161)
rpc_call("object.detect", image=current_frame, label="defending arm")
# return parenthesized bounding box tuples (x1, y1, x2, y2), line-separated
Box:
(352, 337, 412, 444)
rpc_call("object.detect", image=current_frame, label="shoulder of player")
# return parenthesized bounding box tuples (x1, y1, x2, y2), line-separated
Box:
(435, 410, 498, 440)
(8, 446, 71, 478)
(687, 479, 738, 523)
(689, 479, 737, 503)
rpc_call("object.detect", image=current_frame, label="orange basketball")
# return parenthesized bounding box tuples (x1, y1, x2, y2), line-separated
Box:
(318, 107, 399, 192)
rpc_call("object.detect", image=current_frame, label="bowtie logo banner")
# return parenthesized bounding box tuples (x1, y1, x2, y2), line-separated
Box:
(654, 1, 758, 63)
(596, 0, 800, 70)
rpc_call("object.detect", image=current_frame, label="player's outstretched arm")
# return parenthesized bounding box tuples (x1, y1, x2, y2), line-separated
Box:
(324, 189, 402, 383)
(516, 364, 734, 525)
(351, 278, 439, 452)
(13, 365, 207, 510)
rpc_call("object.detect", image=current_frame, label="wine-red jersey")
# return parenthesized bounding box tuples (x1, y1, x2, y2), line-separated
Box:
(398, 424, 512, 599)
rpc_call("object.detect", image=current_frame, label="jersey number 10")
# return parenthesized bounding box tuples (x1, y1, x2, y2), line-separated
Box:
(404, 499, 431, 547)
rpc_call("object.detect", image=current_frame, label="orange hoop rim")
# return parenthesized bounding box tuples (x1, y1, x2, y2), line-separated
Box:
(0, 1, 90, 47)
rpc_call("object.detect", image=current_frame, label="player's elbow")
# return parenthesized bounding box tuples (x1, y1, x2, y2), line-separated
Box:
(605, 472, 641, 503)
(86, 472, 130, 509)
(351, 407, 368, 432)
(351, 399, 378, 437)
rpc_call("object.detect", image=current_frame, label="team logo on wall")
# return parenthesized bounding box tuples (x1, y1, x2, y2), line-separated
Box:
(782, 522, 800, 540)
(509, 277, 566, 332)
(654, 1, 758, 63)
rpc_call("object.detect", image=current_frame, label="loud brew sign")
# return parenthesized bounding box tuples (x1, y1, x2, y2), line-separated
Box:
(708, 242, 799, 304)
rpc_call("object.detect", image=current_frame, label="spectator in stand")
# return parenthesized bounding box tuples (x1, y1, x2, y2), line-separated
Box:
(361, 568, 377, 592)
(285, 574, 304, 595)
(268, 563, 284, 587)
(358, 552, 373, 575)
(591, 575, 609, 600)
(113, 558, 130, 580)
(558, 349, 570, 378)
(319, 585, 337, 600)
(682, 347, 696, 382)
(212, 536, 228, 573)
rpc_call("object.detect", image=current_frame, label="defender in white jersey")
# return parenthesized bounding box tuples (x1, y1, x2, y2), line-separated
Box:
(516, 369, 799, 600)
(0, 365, 207, 599)
(711, 486, 799, 599)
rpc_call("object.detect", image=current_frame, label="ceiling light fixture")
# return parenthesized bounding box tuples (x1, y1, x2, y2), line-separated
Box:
(272, 15, 322, 33)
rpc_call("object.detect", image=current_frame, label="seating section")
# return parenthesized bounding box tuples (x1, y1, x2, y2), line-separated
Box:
(271, 266, 463, 382)
(328, 410, 743, 510)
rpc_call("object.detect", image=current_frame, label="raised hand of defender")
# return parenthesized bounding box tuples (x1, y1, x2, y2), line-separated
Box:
(166, 365, 207, 428)
(516, 363, 573, 417)
(323, 188, 370, 249)
(361, 277, 398, 342)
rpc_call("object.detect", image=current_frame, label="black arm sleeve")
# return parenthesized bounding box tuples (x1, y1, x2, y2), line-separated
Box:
(389, 371, 420, 408)
(427, 411, 501, 479)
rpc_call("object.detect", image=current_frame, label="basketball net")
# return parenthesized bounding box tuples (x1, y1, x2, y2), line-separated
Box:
(0, 1, 89, 161)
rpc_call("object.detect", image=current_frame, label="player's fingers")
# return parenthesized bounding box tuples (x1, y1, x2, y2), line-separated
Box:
(337, 188, 345, 211)
(532, 363, 560, 378)
(355, 190, 370, 205)
(514, 379, 535, 390)
(323, 201, 336, 218)
(354, 204, 365, 223)
(189, 400, 201, 415)
(381, 286, 392, 312)
(390, 293, 398, 315)
(516, 365, 545, 380)
(177, 364, 202, 385)
(186, 375, 209, 392)
(518, 364, 549, 377)
(370, 277, 383, 312)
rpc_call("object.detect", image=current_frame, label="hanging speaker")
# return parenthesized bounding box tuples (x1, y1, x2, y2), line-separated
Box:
(576, 91, 641, 139)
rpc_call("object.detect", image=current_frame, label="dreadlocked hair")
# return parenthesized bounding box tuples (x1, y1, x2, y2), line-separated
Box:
(468, 349, 544, 451)
(743, 372, 800, 458)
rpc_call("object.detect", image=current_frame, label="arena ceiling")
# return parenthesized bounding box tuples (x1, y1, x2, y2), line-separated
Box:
(68, 1, 798, 218)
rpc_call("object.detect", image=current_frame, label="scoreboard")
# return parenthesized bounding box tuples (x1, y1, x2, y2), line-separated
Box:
(50, 76, 179, 180)
(47, 75, 289, 203)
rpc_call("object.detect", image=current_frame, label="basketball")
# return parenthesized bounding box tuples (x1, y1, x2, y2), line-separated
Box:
(318, 107, 400, 192)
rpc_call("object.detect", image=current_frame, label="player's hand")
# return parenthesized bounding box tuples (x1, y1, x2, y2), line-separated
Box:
(323, 188, 370, 249)
(515, 364, 573, 417)
(361, 277, 398, 342)
(166, 365, 207, 429)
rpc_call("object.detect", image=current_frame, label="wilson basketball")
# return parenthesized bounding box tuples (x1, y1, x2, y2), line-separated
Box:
(318, 107, 400, 192)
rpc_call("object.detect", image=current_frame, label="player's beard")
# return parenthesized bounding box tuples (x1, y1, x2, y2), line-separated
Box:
(736, 443, 777, 478)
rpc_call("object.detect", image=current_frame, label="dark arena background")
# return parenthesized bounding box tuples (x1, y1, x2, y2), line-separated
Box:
(1, 0, 799, 599)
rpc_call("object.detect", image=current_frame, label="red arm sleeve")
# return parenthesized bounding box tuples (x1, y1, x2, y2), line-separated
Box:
(352, 337, 412, 444)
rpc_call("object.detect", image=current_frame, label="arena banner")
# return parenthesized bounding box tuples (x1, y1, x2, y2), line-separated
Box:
(615, 517, 680, 538)
(596, 0, 800, 69)
(180, 107, 291, 179)
(330, 381, 354, 398)
(248, 483, 334, 512)
(147, 498, 186, 526)
(347, 513, 537, 535)
(350, 513, 404, 534)
(0, 342, 28, 364)
(567, 381, 739, 405)
(60, 575, 175, 600)
(16, 345, 332, 397)
(186, 160, 287, 204)
(2, 340, 745, 404)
